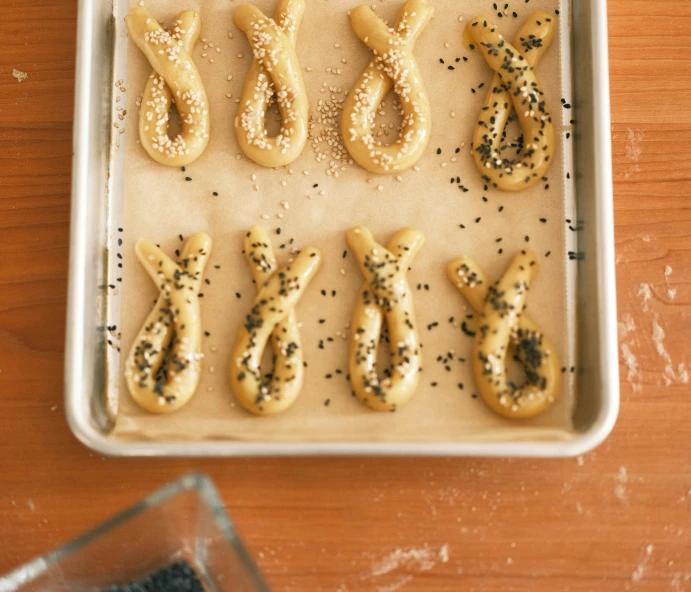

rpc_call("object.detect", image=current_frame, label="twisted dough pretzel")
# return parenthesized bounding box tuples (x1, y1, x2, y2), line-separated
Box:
(125, 232, 212, 413)
(447, 249, 561, 419)
(342, 0, 434, 175)
(347, 226, 424, 411)
(125, 9, 210, 166)
(234, 0, 309, 168)
(463, 12, 556, 191)
(230, 226, 322, 415)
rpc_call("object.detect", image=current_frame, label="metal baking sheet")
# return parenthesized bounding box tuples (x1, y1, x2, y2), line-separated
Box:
(65, 0, 618, 456)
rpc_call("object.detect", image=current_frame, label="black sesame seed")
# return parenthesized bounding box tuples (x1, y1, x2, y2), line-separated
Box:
(185, 177, 192, 181)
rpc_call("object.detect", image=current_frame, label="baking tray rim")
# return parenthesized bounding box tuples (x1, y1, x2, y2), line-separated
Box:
(64, 0, 619, 457)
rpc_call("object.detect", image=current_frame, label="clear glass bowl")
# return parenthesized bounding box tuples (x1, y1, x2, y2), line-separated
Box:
(0, 473, 270, 592)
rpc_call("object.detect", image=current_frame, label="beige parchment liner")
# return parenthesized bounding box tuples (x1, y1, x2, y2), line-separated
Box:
(114, 0, 576, 442)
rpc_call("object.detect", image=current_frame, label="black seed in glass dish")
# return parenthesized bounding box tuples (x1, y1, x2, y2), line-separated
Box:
(100, 560, 205, 592)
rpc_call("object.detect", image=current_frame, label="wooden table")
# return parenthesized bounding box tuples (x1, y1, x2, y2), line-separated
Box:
(1, 1, 689, 590)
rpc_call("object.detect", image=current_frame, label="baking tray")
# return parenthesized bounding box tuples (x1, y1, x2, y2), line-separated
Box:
(65, 0, 618, 456)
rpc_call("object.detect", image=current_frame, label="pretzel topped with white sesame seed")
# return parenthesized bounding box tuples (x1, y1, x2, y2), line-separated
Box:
(464, 12, 556, 191)
(342, 0, 434, 175)
(347, 226, 424, 411)
(230, 226, 322, 415)
(234, 0, 309, 168)
(125, 232, 212, 413)
(125, 9, 210, 167)
(447, 249, 561, 419)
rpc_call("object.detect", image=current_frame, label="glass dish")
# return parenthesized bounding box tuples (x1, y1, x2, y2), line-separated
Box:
(0, 473, 270, 592)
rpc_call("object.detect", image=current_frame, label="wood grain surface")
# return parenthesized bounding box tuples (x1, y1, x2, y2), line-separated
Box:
(1, 1, 690, 590)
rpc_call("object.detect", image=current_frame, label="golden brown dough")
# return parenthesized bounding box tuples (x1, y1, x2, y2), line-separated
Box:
(125, 8, 210, 166)
(342, 0, 434, 175)
(347, 226, 424, 411)
(447, 249, 561, 419)
(463, 12, 556, 191)
(229, 226, 322, 415)
(234, 0, 309, 167)
(125, 232, 212, 413)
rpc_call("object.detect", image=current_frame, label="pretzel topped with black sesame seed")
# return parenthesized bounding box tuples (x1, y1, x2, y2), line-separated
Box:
(125, 9, 210, 166)
(463, 12, 556, 191)
(125, 232, 212, 413)
(230, 226, 322, 415)
(342, 0, 434, 175)
(447, 249, 561, 419)
(347, 226, 424, 411)
(234, 0, 309, 168)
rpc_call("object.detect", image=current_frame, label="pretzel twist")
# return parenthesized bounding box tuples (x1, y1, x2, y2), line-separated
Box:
(464, 12, 556, 191)
(125, 233, 212, 413)
(234, 0, 309, 168)
(447, 249, 561, 419)
(125, 9, 210, 166)
(347, 226, 424, 411)
(342, 0, 434, 175)
(230, 226, 322, 415)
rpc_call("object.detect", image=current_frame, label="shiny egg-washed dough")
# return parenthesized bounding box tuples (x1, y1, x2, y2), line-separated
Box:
(125, 8, 210, 166)
(342, 0, 433, 175)
(116, 0, 575, 444)
(347, 225, 424, 411)
(464, 11, 556, 191)
(229, 226, 322, 415)
(447, 249, 561, 419)
(125, 232, 212, 413)
(234, 0, 309, 167)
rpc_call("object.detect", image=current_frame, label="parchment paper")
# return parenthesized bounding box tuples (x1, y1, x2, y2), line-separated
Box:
(113, 0, 576, 442)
